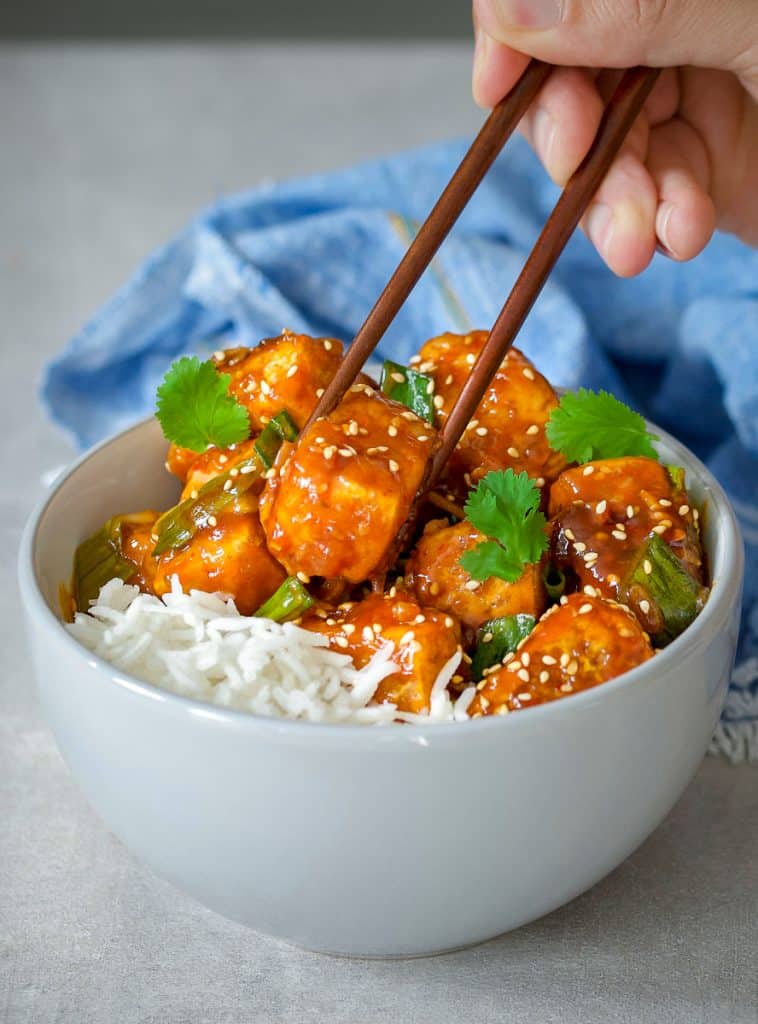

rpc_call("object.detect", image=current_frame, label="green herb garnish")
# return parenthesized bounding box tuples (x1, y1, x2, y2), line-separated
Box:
(156, 356, 250, 452)
(460, 469, 548, 583)
(545, 388, 658, 464)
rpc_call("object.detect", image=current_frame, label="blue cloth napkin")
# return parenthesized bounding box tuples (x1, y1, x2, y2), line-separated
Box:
(42, 137, 758, 760)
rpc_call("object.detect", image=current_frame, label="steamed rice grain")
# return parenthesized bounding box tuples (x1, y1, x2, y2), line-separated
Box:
(67, 578, 475, 725)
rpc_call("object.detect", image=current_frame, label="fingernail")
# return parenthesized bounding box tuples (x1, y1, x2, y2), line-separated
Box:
(494, 0, 561, 29)
(472, 27, 492, 103)
(585, 203, 614, 253)
(656, 201, 676, 256)
(532, 107, 556, 167)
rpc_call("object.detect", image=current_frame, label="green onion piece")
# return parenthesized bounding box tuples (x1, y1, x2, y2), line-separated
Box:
(380, 359, 435, 424)
(620, 533, 707, 646)
(543, 564, 566, 603)
(254, 576, 315, 623)
(666, 465, 686, 491)
(73, 512, 155, 612)
(255, 410, 298, 468)
(152, 410, 298, 558)
(471, 614, 536, 682)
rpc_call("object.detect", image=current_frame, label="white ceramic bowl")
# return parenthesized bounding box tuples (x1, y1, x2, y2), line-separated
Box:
(19, 416, 743, 956)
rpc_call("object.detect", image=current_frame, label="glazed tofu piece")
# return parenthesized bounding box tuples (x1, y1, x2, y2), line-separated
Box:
(152, 499, 286, 615)
(469, 593, 653, 716)
(214, 331, 344, 431)
(405, 519, 546, 630)
(548, 457, 705, 637)
(301, 592, 463, 713)
(412, 332, 566, 498)
(260, 385, 438, 583)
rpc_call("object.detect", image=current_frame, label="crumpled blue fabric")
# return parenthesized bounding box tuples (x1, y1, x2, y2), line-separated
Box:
(42, 137, 758, 760)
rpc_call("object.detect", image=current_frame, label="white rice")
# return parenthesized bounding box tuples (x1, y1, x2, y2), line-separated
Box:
(67, 578, 475, 725)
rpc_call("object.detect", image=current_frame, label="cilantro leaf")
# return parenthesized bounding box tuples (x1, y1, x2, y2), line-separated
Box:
(545, 388, 658, 464)
(156, 357, 250, 452)
(461, 469, 548, 583)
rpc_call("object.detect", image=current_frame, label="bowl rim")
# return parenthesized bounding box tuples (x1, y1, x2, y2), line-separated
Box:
(18, 413, 744, 742)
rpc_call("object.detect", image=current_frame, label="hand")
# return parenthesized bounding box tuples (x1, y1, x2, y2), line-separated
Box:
(472, 0, 758, 276)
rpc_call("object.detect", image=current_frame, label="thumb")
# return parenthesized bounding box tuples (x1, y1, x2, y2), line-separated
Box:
(473, 0, 758, 76)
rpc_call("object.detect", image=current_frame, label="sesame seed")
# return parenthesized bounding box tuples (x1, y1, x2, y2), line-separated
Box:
(611, 530, 627, 541)
(574, 541, 587, 553)
(479, 697, 490, 710)
(526, 424, 539, 436)
(401, 411, 417, 421)
(325, 618, 336, 626)
(390, 371, 405, 384)
(323, 339, 333, 351)
(445, 374, 454, 386)
(239, 465, 255, 475)
(482, 632, 494, 644)
(323, 446, 336, 460)
(372, 623, 383, 634)
(476, 427, 489, 437)
(643, 560, 652, 575)
(507, 661, 521, 673)
(539, 671, 549, 684)
(334, 636, 349, 648)
(579, 603, 592, 614)
(223, 479, 233, 491)
(286, 364, 298, 378)
(679, 504, 690, 516)
(503, 652, 514, 664)
(229, 467, 239, 478)
(583, 585, 597, 597)
(207, 515, 217, 527)
(414, 614, 426, 625)
(387, 424, 398, 437)
(389, 459, 400, 473)
(409, 355, 421, 365)
(560, 682, 573, 693)
(584, 553, 598, 564)
(296, 571, 310, 583)
(348, 420, 359, 436)
(596, 500, 607, 514)
(659, 518, 673, 529)
(315, 436, 325, 444)
(388, 586, 397, 598)
(213, 349, 225, 361)
(425, 381, 434, 395)
(507, 446, 520, 458)
(260, 380, 272, 396)
(639, 599, 651, 615)
(419, 360, 435, 373)
(542, 655, 557, 665)
(522, 368, 535, 381)
(626, 505, 635, 519)
(464, 579, 481, 591)
(190, 490, 198, 499)
(521, 652, 530, 667)
(316, 388, 325, 398)
(466, 352, 476, 365)
(433, 395, 444, 410)
(517, 691, 532, 701)
(338, 448, 354, 458)
(517, 669, 530, 683)
(536, 477, 545, 487)
(583, 465, 595, 476)
(362, 626, 375, 642)
(559, 595, 568, 605)
(417, 434, 429, 442)
(659, 498, 672, 507)
(400, 630, 415, 645)
(567, 660, 578, 675)
(652, 524, 667, 535)
(560, 653, 570, 667)
(343, 624, 356, 635)
(444, 617, 455, 628)
(218, 454, 228, 464)
(564, 528, 575, 541)
(693, 508, 700, 521)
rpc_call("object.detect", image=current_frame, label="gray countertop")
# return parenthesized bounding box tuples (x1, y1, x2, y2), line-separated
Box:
(1, 43, 756, 1024)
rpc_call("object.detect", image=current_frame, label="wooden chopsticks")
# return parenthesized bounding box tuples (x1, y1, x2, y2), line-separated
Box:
(305, 60, 660, 491)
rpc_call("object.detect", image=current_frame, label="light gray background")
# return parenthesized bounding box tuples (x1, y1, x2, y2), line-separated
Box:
(1, 44, 756, 1024)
